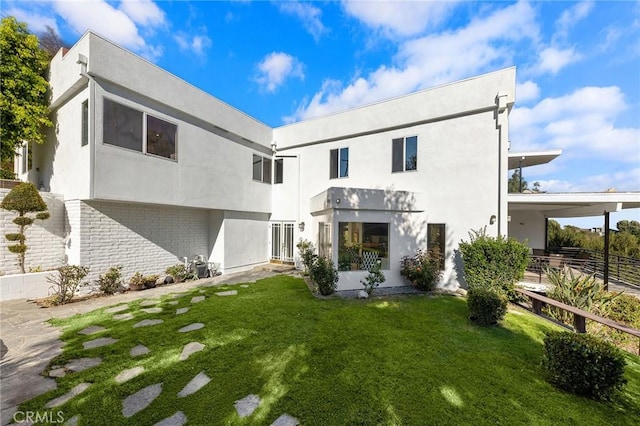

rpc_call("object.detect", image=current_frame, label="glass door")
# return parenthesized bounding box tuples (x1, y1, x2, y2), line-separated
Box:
(270, 222, 295, 263)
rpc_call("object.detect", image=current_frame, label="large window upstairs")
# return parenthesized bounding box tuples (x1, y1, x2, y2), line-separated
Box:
(392, 136, 417, 172)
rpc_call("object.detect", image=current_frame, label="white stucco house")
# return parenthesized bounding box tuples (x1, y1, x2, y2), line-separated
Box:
(8, 31, 639, 291)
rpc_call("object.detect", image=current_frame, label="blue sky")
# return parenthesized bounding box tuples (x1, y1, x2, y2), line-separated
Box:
(4, 0, 640, 228)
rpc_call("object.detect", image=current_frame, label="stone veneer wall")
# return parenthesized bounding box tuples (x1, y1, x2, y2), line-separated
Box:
(0, 188, 66, 275)
(67, 200, 210, 283)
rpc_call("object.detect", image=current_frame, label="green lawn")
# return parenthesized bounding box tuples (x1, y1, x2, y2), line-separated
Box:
(23, 275, 640, 425)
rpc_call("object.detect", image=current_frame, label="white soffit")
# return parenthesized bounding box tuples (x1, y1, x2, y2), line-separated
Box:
(508, 150, 562, 170)
(508, 192, 640, 218)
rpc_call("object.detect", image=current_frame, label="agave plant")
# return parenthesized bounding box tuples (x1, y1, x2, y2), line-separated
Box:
(545, 266, 620, 324)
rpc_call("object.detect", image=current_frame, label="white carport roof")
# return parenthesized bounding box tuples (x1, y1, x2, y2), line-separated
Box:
(508, 192, 640, 218)
(508, 150, 562, 170)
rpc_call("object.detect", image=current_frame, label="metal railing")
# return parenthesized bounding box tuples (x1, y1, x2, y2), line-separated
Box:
(526, 248, 640, 288)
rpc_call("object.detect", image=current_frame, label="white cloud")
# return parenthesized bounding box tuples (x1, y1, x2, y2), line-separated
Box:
(533, 46, 582, 75)
(255, 52, 305, 93)
(279, 1, 327, 41)
(118, 0, 167, 29)
(554, 0, 594, 44)
(510, 86, 640, 164)
(4, 7, 59, 34)
(342, 0, 460, 37)
(288, 1, 538, 121)
(174, 32, 212, 57)
(536, 168, 640, 193)
(516, 80, 540, 103)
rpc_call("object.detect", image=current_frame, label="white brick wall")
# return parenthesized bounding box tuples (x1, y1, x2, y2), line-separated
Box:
(72, 200, 209, 283)
(0, 189, 66, 275)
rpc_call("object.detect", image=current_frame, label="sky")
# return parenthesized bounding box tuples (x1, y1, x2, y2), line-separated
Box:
(3, 0, 640, 229)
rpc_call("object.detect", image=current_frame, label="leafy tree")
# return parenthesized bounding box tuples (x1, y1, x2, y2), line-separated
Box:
(508, 169, 528, 193)
(0, 17, 52, 164)
(617, 220, 640, 239)
(1, 182, 50, 273)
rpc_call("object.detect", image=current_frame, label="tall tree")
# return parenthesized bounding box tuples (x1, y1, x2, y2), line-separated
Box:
(508, 169, 528, 193)
(0, 17, 52, 168)
(39, 25, 69, 58)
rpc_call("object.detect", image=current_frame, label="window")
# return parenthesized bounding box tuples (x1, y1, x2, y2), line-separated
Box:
(338, 222, 389, 270)
(252, 154, 272, 184)
(427, 223, 446, 269)
(103, 98, 143, 152)
(147, 114, 177, 159)
(81, 100, 88, 146)
(103, 98, 177, 160)
(274, 158, 283, 184)
(392, 136, 417, 172)
(330, 147, 349, 179)
(20, 143, 30, 174)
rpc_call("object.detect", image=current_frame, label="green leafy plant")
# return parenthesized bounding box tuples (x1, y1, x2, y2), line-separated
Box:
(542, 331, 627, 400)
(296, 239, 317, 275)
(310, 256, 339, 296)
(47, 265, 90, 305)
(467, 287, 508, 325)
(95, 266, 123, 295)
(360, 261, 386, 295)
(400, 248, 443, 291)
(545, 267, 619, 324)
(165, 263, 196, 283)
(1, 182, 50, 273)
(129, 272, 145, 289)
(459, 227, 529, 300)
(593, 294, 640, 352)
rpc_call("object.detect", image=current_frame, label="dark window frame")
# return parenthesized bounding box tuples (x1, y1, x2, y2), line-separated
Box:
(252, 154, 272, 184)
(81, 100, 89, 147)
(330, 147, 349, 179)
(274, 158, 284, 184)
(392, 136, 418, 172)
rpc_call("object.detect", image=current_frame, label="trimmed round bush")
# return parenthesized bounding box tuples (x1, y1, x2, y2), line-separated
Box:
(542, 331, 627, 400)
(467, 287, 508, 325)
(310, 256, 339, 296)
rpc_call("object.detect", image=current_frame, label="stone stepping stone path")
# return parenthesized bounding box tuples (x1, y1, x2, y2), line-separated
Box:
(171, 293, 187, 299)
(179, 342, 204, 361)
(235, 394, 260, 418)
(168, 300, 179, 305)
(83, 337, 118, 350)
(176, 307, 190, 315)
(122, 383, 162, 418)
(177, 372, 210, 397)
(199, 289, 206, 294)
(141, 307, 163, 314)
(66, 415, 79, 425)
(140, 299, 161, 307)
(45, 383, 91, 408)
(134, 319, 164, 328)
(65, 357, 102, 373)
(271, 414, 300, 426)
(240, 284, 249, 288)
(114, 313, 134, 321)
(130, 345, 150, 357)
(190, 296, 205, 304)
(216, 290, 237, 297)
(105, 305, 128, 313)
(178, 323, 203, 333)
(115, 366, 144, 383)
(155, 411, 187, 426)
(78, 325, 106, 335)
(49, 367, 66, 378)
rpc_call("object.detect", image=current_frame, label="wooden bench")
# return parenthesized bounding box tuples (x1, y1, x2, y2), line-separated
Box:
(515, 288, 640, 354)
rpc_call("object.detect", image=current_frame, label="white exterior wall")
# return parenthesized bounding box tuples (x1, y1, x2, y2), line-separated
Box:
(0, 189, 66, 275)
(508, 210, 545, 250)
(218, 211, 270, 273)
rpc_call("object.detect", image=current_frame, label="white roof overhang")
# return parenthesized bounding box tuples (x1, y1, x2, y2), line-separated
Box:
(508, 150, 562, 170)
(508, 192, 640, 218)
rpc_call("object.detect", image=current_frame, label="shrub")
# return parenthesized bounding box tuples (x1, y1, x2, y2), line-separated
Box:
(459, 227, 529, 300)
(310, 256, 339, 296)
(165, 263, 195, 283)
(545, 267, 619, 324)
(542, 331, 627, 400)
(296, 239, 317, 274)
(605, 293, 640, 326)
(95, 266, 123, 295)
(400, 249, 443, 291)
(47, 265, 90, 305)
(360, 262, 386, 295)
(1, 182, 50, 273)
(467, 287, 508, 325)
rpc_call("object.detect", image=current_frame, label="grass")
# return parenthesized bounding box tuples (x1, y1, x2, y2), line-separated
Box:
(20, 275, 640, 425)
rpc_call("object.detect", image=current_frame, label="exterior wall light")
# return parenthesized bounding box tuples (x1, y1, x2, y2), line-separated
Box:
(490, 215, 497, 225)
(298, 222, 305, 232)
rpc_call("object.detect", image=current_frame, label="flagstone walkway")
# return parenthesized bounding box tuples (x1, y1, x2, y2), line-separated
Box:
(0, 268, 294, 425)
